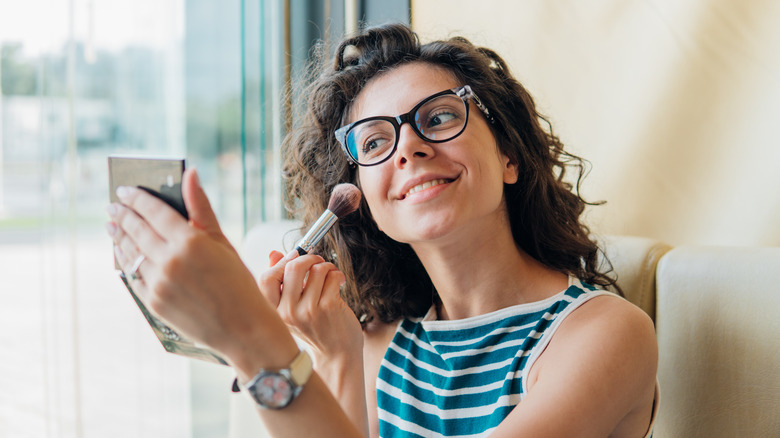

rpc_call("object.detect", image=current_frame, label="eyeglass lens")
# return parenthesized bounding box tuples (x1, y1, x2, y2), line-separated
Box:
(346, 93, 468, 165)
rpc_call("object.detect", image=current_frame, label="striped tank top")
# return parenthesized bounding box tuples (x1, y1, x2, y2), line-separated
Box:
(376, 279, 610, 437)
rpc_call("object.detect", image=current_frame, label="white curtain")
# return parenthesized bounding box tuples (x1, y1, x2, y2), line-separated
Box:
(412, 0, 780, 247)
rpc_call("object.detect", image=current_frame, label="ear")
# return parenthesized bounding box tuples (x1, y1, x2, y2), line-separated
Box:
(501, 154, 519, 184)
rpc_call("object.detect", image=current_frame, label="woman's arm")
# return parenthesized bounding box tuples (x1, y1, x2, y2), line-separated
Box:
(491, 295, 658, 438)
(107, 168, 364, 438)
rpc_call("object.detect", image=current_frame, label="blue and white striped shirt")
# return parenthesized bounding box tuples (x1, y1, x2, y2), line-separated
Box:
(376, 280, 609, 437)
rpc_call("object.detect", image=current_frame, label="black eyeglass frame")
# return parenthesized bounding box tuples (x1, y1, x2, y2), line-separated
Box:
(334, 85, 495, 167)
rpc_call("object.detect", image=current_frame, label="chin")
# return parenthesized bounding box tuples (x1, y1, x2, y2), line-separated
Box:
(388, 222, 456, 246)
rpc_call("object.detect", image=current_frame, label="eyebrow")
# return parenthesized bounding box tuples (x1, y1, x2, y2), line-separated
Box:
(358, 119, 391, 129)
(347, 85, 459, 126)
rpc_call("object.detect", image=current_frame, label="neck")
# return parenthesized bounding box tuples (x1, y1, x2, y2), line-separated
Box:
(412, 217, 568, 320)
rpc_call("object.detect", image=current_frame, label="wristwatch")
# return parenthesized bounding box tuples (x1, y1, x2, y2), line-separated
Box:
(239, 350, 313, 409)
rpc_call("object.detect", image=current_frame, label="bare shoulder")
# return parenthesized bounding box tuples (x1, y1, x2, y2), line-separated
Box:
(568, 293, 657, 361)
(539, 293, 658, 388)
(509, 294, 658, 437)
(564, 293, 657, 344)
(557, 294, 658, 434)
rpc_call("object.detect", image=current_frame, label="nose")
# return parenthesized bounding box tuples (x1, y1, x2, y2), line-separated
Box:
(393, 122, 434, 167)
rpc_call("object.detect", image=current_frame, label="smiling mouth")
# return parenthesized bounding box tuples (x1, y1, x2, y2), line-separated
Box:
(401, 178, 453, 199)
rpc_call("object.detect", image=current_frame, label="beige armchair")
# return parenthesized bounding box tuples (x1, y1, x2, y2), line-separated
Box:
(602, 236, 780, 437)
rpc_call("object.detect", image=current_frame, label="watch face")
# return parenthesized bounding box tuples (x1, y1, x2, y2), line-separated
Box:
(251, 372, 294, 409)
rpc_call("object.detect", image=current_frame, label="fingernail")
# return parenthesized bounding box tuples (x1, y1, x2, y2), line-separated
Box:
(116, 186, 130, 199)
(114, 244, 123, 259)
(105, 222, 117, 236)
(106, 203, 118, 217)
(285, 249, 300, 260)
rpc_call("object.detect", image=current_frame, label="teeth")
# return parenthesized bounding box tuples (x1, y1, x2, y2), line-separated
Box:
(405, 179, 448, 197)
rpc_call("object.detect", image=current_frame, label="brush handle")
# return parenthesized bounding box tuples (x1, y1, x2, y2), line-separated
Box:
(294, 209, 337, 255)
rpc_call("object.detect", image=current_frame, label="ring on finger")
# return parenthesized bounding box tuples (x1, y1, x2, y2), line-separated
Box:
(129, 255, 146, 281)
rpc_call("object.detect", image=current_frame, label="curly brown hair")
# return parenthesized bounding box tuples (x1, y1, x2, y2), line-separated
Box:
(282, 23, 617, 325)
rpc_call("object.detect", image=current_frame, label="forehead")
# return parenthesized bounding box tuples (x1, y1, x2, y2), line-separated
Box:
(350, 62, 459, 122)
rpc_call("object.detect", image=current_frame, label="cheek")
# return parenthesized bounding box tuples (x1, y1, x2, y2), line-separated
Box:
(356, 170, 374, 204)
(357, 170, 387, 228)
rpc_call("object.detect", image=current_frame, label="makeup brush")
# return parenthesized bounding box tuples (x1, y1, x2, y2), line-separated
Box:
(295, 183, 362, 255)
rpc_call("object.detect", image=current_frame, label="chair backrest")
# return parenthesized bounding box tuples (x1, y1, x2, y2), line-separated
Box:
(598, 235, 672, 320)
(654, 246, 780, 437)
(240, 220, 302, 277)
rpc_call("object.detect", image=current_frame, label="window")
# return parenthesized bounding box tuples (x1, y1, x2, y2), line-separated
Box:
(0, 0, 283, 436)
(0, 0, 408, 436)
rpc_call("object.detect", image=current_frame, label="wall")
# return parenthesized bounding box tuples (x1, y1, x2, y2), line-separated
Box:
(412, 0, 780, 247)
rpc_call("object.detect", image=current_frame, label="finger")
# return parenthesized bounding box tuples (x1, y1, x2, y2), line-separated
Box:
(181, 168, 223, 238)
(319, 270, 347, 308)
(113, 242, 130, 271)
(108, 202, 167, 264)
(114, 185, 188, 239)
(257, 250, 300, 307)
(111, 227, 153, 277)
(116, 231, 155, 280)
(278, 255, 325, 310)
(113, 243, 154, 296)
(268, 250, 285, 267)
(298, 262, 339, 310)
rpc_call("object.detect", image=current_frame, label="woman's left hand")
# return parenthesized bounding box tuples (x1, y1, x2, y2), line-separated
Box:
(106, 169, 298, 367)
(261, 250, 367, 435)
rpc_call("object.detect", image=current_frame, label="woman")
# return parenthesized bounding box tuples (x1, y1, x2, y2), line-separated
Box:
(107, 23, 658, 437)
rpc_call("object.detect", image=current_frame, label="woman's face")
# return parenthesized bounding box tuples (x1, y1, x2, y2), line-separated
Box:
(350, 62, 518, 246)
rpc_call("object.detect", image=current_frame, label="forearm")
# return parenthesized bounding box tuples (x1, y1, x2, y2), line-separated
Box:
(315, 355, 369, 437)
(229, 337, 364, 438)
(254, 373, 364, 438)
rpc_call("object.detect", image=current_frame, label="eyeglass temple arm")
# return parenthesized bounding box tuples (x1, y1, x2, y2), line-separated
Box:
(458, 85, 495, 124)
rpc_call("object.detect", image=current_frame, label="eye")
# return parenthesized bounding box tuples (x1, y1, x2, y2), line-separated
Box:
(349, 120, 395, 160)
(360, 135, 393, 159)
(363, 137, 388, 152)
(427, 110, 458, 127)
(417, 100, 464, 134)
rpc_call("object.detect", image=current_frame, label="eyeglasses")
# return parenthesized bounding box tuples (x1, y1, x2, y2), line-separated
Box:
(335, 85, 494, 166)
